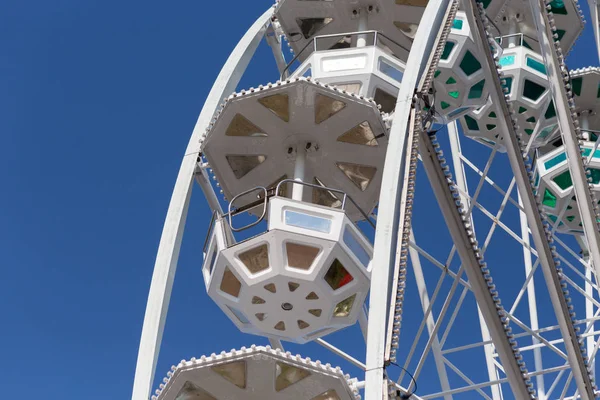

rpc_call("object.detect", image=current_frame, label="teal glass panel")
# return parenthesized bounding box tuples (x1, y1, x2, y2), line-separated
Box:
(550, 0, 568, 14)
(553, 170, 573, 190)
(502, 77, 513, 95)
(590, 168, 600, 184)
(544, 152, 566, 169)
(499, 55, 515, 67)
(538, 124, 556, 139)
(523, 79, 546, 101)
(582, 148, 600, 158)
(526, 57, 547, 74)
(464, 115, 479, 131)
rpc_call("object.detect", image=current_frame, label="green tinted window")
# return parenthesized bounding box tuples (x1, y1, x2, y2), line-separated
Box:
(543, 188, 557, 208)
(441, 42, 455, 60)
(468, 80, 485, 99)
(460, 51, 482, 76)
(526, 57, 546, 75)
(499, 55, 515, 67)
(464, 115, 479, 131)
(553, 170, 573, 190)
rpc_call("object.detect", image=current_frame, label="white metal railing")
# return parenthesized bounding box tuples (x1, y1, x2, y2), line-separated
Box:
(202, 179, 376, 251)
(281, 30, 409, 79)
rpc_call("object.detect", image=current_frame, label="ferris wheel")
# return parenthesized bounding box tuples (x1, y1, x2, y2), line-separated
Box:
(130, 0, 600, 398)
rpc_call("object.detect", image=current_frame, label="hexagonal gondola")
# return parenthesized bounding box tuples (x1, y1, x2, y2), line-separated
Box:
(432, 11, 489, 122)
(203, 196, 372, 343)
(201, 78, 388, 222)
(152, 346, 360, 400)
(534, 67, 600, 234)
(534, 143, 600, 234)
(460, 43, 559, 151)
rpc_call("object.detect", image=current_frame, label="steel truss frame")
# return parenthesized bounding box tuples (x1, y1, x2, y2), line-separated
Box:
(131, 2, 600, 400)
(364, 0, 600, 397)
(391, 135, 600, 399)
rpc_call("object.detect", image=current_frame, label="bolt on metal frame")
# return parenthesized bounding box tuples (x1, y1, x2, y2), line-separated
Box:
(364, 0, 456, 397)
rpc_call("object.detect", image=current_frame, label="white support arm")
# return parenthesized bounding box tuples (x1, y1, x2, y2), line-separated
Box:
(528, 0, 600, 294)
(363, 0, 453, 397)
(131, 8, 273, 400)
(447, 122, 503, 400)
(418, 130, 535, 399)
(265, 24, 287, 76)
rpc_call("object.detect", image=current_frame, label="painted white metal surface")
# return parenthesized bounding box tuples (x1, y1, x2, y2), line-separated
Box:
(131, 9, 273, 400)
(364, 0, 454, 397)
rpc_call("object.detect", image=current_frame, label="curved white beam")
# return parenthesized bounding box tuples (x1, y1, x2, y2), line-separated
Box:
(363, 0, 454, 397)
(131, 8, 273, 400)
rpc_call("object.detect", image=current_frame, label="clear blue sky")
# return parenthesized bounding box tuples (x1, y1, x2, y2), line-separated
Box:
(1, 1, 599, 399)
